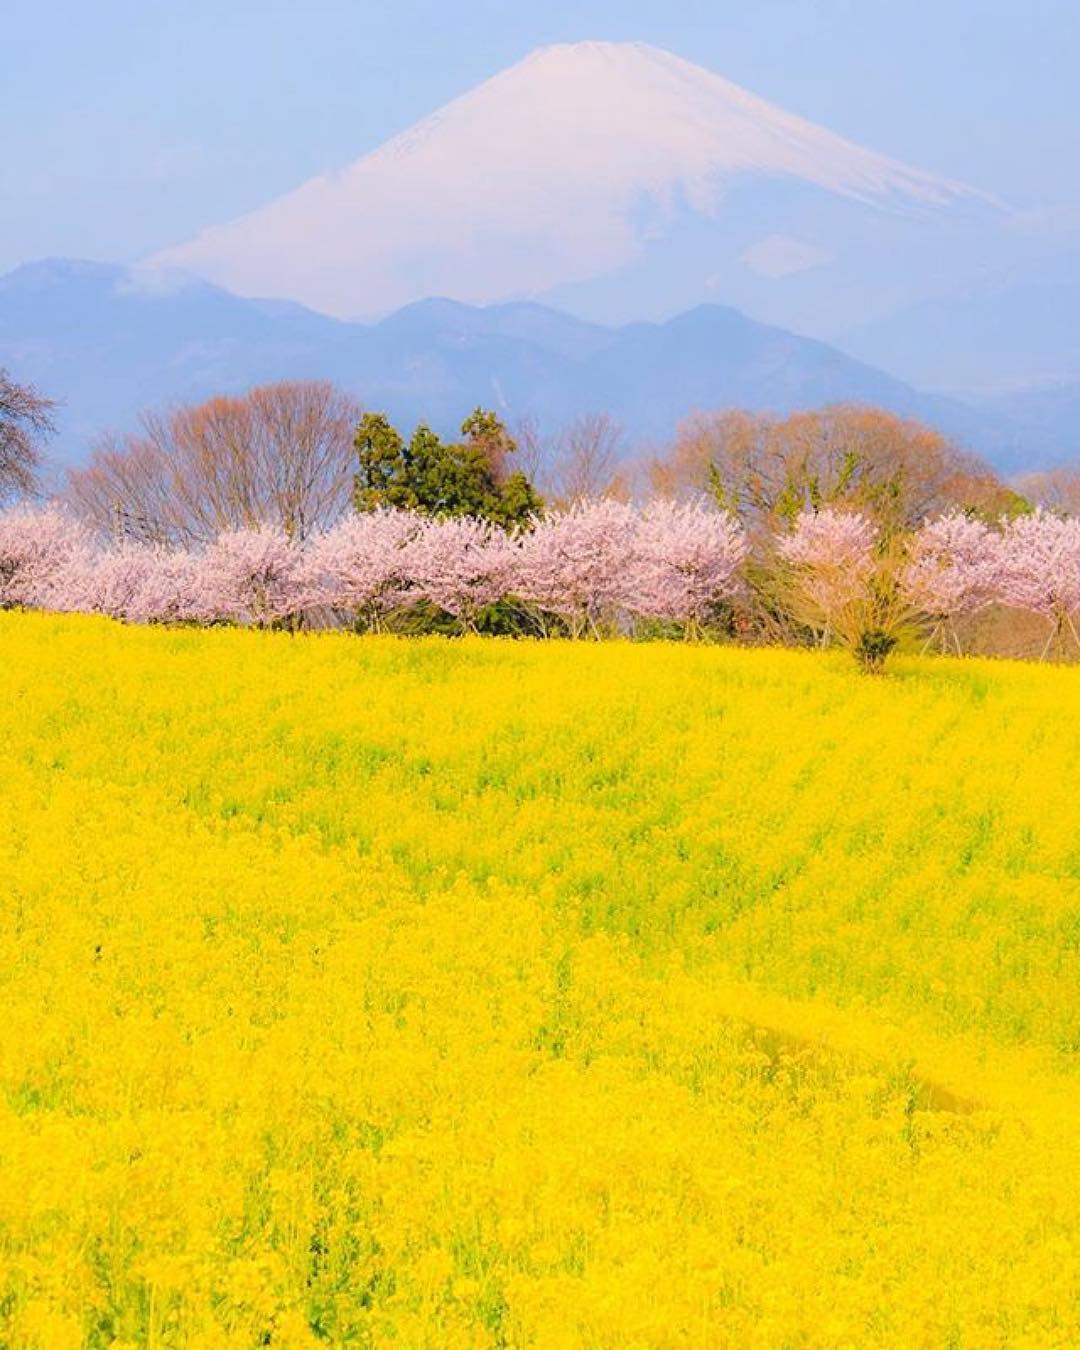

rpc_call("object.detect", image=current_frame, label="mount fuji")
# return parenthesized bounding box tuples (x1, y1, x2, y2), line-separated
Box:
(9, 42, 1073, 467)
(152, 41, 1003, 331)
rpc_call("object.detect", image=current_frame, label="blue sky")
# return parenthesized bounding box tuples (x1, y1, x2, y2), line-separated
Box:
(4, 0, 1079, 275)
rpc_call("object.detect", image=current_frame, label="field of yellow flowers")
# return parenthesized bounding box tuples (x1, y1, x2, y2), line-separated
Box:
(0, 612, 1077, 1348)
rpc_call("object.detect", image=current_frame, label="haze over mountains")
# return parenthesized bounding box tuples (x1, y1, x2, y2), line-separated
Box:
(4, 41, 1078, 470)
(1, 258, 1072, 473)
(838, 265, 1080, 395)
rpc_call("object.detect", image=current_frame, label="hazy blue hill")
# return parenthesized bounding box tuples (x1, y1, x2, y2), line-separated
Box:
(0, 260, 355, 452)
(577, 304, 914, 414)
(0, 258, 1061, 471)
(975, 381, 1080, 467)
(375, 298, 615, 359)
(836, 262, 1080, 395)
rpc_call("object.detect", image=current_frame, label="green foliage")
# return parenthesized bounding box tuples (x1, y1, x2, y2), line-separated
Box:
(373, 597, 552, 640)
(494, 470, 544, 529)
(353, 409, 543, 528)
(854, 628, 899, 674)
(972, 488, 1033, 522)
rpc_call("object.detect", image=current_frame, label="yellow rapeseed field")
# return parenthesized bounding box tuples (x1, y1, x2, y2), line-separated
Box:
(0, 612, 1077, 1348)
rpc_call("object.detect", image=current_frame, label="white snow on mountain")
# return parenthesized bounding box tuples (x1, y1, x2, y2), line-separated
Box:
(153, 40, 985, 318)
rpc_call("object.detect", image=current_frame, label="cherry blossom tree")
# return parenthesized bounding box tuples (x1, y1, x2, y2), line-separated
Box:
(775, 509, 876, 624)
(901, 513, 1001, 653)
(0, 504, 93, 611)
(197, 525, 305, 627)
(995, 511, 1080, 657)
(402, 515, 517, 633)
(630, 499, 747, 634)
(774, 508, 910, 671)
(513, 499, 637, 637)
(7, 496, 1078, 665)
(75, 544, 157, 620)
(76, 544, 206, 625)
(302, 508, 417, 630)
(137, 550, 207, 624)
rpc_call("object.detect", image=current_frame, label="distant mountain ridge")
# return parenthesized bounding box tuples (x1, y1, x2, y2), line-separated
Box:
(0, 258, 1072, 474)
(835, 263, 1080, 394)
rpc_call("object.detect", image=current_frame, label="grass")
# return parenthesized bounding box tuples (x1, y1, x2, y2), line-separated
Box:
(0, 612, 1077, 1346)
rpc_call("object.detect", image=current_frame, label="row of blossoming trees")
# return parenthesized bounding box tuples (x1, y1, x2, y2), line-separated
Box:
(2, 498, 1079, 669)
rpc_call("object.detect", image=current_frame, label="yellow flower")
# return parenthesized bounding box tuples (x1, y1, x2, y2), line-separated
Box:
(0, 613, 1076, 1345)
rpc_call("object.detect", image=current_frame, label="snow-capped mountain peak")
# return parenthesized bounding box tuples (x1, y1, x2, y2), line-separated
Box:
(152, 40, 987, 319)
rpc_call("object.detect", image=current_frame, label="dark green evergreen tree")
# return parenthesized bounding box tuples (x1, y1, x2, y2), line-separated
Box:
(353, 408, 542, 527)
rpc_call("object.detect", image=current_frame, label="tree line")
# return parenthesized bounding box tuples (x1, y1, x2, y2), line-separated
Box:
(6, 370, 1072, 537)
(1, 370, 1078, 668)
(3, 495, 1079, 671)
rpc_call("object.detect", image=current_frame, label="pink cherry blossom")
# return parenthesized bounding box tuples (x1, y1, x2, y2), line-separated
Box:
(5, 496, 1077, 662)
(513, 498, 638, 637)
(402, 515, 517, 630)
(197, 525, 305, 626)
(78, 544, 206, 624)
(130, 549, 206, 625)
(0, 504, 94, 611)
(302, 509, 417, 627)
(902, 514, 1000, 620)
(75, 544, 159, 620)
(775, 508, 877, 623)
(995, 511, 1080, 652)
(630, 499, 747, 626)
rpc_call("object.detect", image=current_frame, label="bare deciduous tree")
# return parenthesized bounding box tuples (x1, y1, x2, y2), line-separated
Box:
(515, 413, 630, 508)
(1013, 463, 1080, 518)
(649, 404, 1017, 530)
(546, 413, 629, 506)
(513, 416, 547, 490)
(0, 369, 56, 504)
(65, 381, 362, 546)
